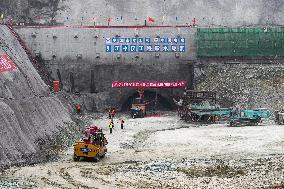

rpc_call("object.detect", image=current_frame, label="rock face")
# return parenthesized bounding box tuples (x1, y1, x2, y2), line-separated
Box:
(2, 0, 284, 26)
(0, 25, 73, 168)
(195, 63, 284, 112)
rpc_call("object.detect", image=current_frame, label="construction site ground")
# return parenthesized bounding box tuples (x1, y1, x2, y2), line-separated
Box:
(1, 112, 284, 189)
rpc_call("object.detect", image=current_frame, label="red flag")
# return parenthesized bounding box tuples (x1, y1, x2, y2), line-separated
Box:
(192, 17, 197, 26)
(107, 16, 111, 25)
(148, 17, 155, 22)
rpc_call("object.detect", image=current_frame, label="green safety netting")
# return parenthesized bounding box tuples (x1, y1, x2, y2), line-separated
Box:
(197, 27, 284, 57)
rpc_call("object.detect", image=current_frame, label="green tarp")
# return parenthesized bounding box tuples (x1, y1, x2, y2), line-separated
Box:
(197, 27, 284, 57)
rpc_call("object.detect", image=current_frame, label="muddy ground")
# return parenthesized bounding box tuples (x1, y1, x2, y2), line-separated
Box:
(0, 112, 284, 189)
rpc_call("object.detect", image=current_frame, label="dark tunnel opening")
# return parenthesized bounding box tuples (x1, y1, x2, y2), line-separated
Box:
(121, 90, 174, 112)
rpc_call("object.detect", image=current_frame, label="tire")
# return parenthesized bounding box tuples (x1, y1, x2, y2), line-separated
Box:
(93, 155, 100, 162)
(73, 155, 80, 162)
(100, 153, 105, 159)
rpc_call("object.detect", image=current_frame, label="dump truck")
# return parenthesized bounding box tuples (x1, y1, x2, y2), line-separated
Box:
(73, 126, 107, 161)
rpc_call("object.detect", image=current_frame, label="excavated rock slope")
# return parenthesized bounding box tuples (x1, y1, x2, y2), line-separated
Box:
(195, 63, 284, 112)
(0, 25, 73, 168)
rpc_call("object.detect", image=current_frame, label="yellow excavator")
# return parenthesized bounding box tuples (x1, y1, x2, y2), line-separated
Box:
(73, 125, 107, 161)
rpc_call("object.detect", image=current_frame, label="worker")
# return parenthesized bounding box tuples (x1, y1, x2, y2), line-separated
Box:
(111, 108, 116, 118)
(109, 121, 113, 134)
(76, 104, 81, 114)
(111, 120, 114, 128)
(120, 119, 125, 129)
(108, 109, 111, 119)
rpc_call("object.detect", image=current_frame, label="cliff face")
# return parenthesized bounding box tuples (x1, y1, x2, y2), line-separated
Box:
(0, 25, 73, 168)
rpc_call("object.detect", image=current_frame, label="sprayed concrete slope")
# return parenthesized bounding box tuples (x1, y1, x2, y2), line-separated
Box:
(0, 25, 73, 168)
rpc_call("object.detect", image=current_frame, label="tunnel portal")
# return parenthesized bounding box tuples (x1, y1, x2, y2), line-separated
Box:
(121, 90, 174, 112)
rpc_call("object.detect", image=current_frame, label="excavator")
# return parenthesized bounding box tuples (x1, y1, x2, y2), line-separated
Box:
(73, 125, 107, 161)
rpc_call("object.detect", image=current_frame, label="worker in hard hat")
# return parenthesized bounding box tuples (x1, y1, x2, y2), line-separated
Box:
(108, 109, 111, 119)
(120, 119, 125, 129)
(109, 121, 113, 134)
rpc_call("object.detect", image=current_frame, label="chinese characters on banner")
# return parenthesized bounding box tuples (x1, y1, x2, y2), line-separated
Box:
(105, 37, 186, 53)
(112, 81, 187, 88)
(0, 54, 17, 73)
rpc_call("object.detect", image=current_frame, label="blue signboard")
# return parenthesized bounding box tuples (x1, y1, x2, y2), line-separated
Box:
(106, 45, 111, 52)
(122, 45, 129, 52)
(130, 45, 137, 52)
(138, 45, 145, 52)
(105, 37, 187, 53)
(114, 45, 120, 52)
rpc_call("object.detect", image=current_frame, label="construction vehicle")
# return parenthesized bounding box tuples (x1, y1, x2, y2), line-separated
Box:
(130, 97, 146, 118)
(229, 108, 271, 127)
(275, 110, 284, 125)
(73, 125, 107, 161)
(177, 90, 232, 123)
(177, 90, 271, 126)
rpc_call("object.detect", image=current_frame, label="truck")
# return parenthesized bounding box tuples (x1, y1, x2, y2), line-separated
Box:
(73, 126, 107, 161)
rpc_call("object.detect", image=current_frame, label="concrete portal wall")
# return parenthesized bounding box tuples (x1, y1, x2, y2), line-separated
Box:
(16, 27, 195, 62)
(58, 63, 193, 111)
(15, 27, 194, 111)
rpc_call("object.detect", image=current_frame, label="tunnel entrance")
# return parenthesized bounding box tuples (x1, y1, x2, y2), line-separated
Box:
(121, 90, 174, 112)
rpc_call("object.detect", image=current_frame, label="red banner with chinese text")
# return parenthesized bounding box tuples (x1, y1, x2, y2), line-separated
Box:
(112, 81, 186, 88)
(0, 54, 17, 73)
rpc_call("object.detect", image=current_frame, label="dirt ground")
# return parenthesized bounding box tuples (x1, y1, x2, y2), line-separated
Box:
(1, 112, 284, 189)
